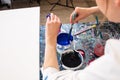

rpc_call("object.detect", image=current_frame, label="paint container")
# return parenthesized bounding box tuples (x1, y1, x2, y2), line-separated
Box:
(57, 33, 73, 54)
(76, 49, 85, 59)
(61, 49, 83, 70)
(93, 30, 111, 57)
(94, 39, 104, 57)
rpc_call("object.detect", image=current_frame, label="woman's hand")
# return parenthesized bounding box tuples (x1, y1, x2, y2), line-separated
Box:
(70, 7, 100, 23)
(44, 13, 61, 70)
(45, 13, 61, 45)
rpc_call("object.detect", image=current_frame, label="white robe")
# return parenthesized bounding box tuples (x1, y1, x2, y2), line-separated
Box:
(42, 39, 120, 80)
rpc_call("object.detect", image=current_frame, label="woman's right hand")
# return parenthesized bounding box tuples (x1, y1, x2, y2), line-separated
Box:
(70, 7, 100, 23)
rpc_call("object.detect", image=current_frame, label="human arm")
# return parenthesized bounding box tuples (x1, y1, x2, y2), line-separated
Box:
(43, 13, 61, 70)
(42, 38, 120, 80)
(70, 6, 100, 23)
(42, 14, 120, 79)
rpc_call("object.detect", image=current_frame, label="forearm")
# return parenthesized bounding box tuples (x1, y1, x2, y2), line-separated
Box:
(43, 42, 59, 70)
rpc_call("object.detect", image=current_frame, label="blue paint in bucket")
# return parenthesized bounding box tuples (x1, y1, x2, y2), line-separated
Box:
(57, 33, 73, 45)
(57, 33, 73, 54)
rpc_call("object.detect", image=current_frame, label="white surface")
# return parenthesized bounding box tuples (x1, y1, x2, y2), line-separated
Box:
(0, 7, 39, 80)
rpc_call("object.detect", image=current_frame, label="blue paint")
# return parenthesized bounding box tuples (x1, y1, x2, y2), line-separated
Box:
(57, 33, 73, 45)
(46, 13, 51, 18)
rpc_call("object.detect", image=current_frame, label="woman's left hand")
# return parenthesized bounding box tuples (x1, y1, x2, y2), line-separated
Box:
(45, 13, 61, 45)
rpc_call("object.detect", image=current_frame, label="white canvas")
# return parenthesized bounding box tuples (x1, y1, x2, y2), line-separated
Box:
(0, 7, 40, 80)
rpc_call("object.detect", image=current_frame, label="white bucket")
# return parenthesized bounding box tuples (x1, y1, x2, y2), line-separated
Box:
(61, 49, 84, 70)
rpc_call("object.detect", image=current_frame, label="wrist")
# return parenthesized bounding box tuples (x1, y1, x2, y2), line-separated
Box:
(46, 39, 57, 47)
(45, 43, 56, 51)
(88, 6, 100, 14)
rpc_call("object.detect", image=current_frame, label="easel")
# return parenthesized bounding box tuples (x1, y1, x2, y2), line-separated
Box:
(49, 0, 74, 11)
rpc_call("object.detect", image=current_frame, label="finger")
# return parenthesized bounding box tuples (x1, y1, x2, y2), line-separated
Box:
(54, 15, 60, 22)
(57, 17, 61, 23)
(51, 13, 55, 21)
(55, 15, 61, 28)
(74, 17, 80, 23)
(54, 15, 57, 22)
(46, 16, 50, 23)
(46, 13, 51, 19)
(56, 16, 61, 33)
(70, 12, 74, 23)
(70, 11, 78, 23)
(70, 7, 79, 23)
